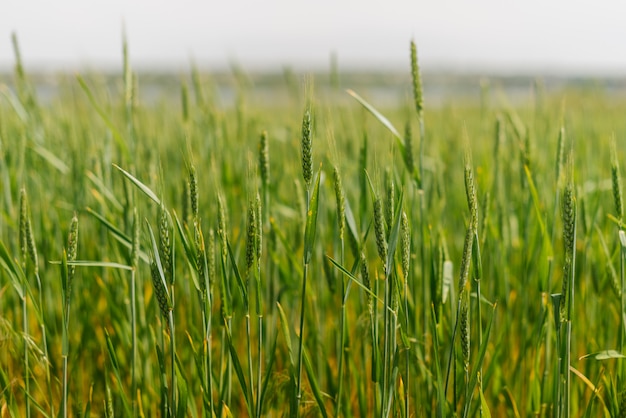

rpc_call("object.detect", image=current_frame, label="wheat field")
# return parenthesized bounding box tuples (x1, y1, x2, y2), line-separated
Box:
(2, 36, 626, 417)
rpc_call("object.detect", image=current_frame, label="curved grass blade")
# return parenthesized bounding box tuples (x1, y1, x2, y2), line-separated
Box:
(104, 328, 132, 415)
(31, 144, 69, 174)
(579, 350, 626, 360)
(277, 302, 295, 367)
(76, 75, 128, 157)
(24, 392, 51, 418)
(226, 240, 247, 301)
(175, 355, 192, 418)
(86, 170, 124, 211)
(86, 207, 150, 263)
(346, 89, 403, 145)
(303, 347, 329, 418)
(343, 191, 361, 253)
(113, 163, 161, 206)
(326, 255, 384, 306)
(524, 165, 553, 255)
(224, 320, 253, 416)
(173, 212, 201, 291)
(0, 240, 26, 298)
(0, 84, 28, 121)
(50, 260, 133, 270)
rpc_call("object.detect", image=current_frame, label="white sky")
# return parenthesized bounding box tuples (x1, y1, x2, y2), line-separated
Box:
(2, 0, 626, 75)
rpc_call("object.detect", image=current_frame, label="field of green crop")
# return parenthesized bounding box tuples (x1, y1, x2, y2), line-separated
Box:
(3, 35, 626, 417)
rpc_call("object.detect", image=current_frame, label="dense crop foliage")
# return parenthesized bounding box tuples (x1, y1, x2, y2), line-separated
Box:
(3, 37, 626, 417)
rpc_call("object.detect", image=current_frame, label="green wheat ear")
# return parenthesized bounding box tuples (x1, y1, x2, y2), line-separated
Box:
(67, 214, 79, 290)
(207, 228, 216, 292)
(556, 125, 565, 186)
(403, 122, 414, 174)
(194, 223, 207, 294)
(410, 40, 424, 118)
(401, 211, 410, 280)
(460, 290, 470, 369)
(464, 151, 478, 228)
(560, 166, 576, 321)
(217, 194, 228, 257)
(611, 136, 623, 223)
(360, 252, 372, 313)
(373, 198, 388, 268)
(255, 193, 262, 263)
(19, 188, 28, 267)
(333, 166, 345, 240)
(189, 165, 198, 223)
(245, 198, 257, 272)
(150, 260, 170, 318)
(301, 108, 313, 188)
(158, 204, 172, 285)
(259, 130, 270, 187)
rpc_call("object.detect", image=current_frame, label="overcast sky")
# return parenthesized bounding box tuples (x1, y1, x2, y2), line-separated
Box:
(2, 0, 626, 75)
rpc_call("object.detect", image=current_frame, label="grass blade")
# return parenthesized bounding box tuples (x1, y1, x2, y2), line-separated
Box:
(113, 163, 161, 205)
(303, 347, 329, 418)
(346, 89, 403, 145)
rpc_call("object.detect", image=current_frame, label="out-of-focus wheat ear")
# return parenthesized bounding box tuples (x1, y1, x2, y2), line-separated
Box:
(494, 115, 503, 158)
(181, 80, 189, 124)
(410, 40, 424, 118)
(150, 260, 170, 318)
(195, 222, 207, 294)
(460, 290, 470, 370)
(560, 173, 576, 321)
(301, 108, 313, 189)
(360, 252, 372, 314)
(259, 130, 270, 187)
(217, 194, 228, 257)
(25, 217, 38, 276)
(333, 166, 345, 240)
(122, 28, 132, 108)
(182, 179, 190, 225)
(373, 198, 388, 269)
(158, 204, 172, 284)
(523, 130, 532, 171)
(459, 223, 474, 292)
(67, 214, 79, 286)
(19, 187, 28, 267)
(555, 125, 566, 186)
(189, 165, 199, 223)
(11, 32, 25, 79)
(208, 228, 216, 293)
(246, 199, 257, 272)
(131, 207, 140, 269)
(464, 150, 478, 228)
(403, 122, 414, 175)
(401, 211, 410, 280)
(255, 194, 262, 262)
(611, 136, 623, 224)
(385, 168, 394, 235)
